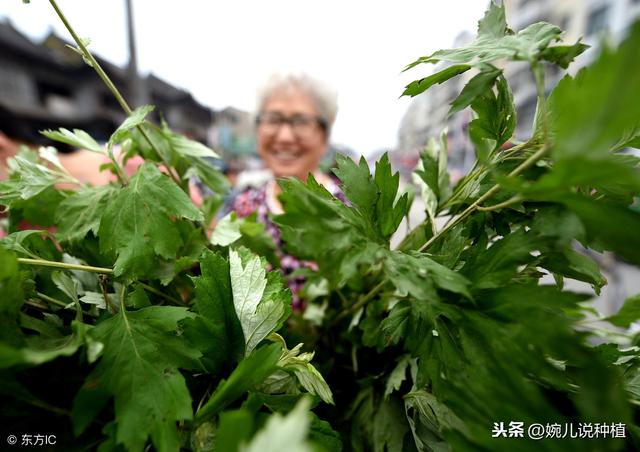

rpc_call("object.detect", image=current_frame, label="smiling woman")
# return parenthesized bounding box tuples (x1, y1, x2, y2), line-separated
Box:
(223, 72, 344, 309)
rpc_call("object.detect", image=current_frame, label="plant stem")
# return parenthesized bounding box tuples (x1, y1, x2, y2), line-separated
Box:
(418, 145, 548, 253)
(140, 282, 186, 306)
(47, 0, 183, 186)
(476, 195, 523, 212)
(332, 144, 550, 323)
(36, 291, 68, 309)
(17, 257, 113, 274)
(332, 280, 386, 325)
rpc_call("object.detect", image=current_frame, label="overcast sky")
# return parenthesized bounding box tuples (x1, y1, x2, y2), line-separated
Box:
(0, 0, 489, 156)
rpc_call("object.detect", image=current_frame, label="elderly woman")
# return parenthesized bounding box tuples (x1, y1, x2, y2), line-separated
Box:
(226, 73, 343, 309)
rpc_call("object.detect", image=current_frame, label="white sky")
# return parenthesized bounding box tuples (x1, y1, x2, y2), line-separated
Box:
(0, 0, 489, 156)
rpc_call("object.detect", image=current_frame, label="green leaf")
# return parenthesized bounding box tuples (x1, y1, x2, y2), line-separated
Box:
(0, 150, 62, 203)
(540, 248, 607, 294)
(384, 355, 411, 398)
(468, 75, 516, 160)
(0, 320, 87, 368)
(1, 229, 48, 259)
(449, 64, 502, 115)
(607, 294, 640, 328)
(41, 127, 104, 154)
(540, 41, 589, 68)
(272, 337, 334, 405)
(185, 251, 244, 372)
(549, 22, 640, 161)
(404, 390, 467, 451)
(385, 250, 471, 300)
(211, 212, 243, 246)
(0, 247, 23, 346)
(404, 2, 567, 71)
(332, 155, 378, 223)
(51, 270, 80, 305)
(169, 133, 220, 159)
(98, 163, 203, 278)
(373, 398, 409, 452)
(242, 396, 314, 452)
(213, 409, 254, 452)
(230, 248, 291, 356)
(55, 185, 117, 242)
(196, 343, 281, 422)
(402, 64, 471, 97)
(559, 195, 640, 266)
(87, 305, 199, 452)
(413, 131, 451, 221)
(375, 154, 410, 238)
(461, 231, 537, 290)
(309, 413, 342, 452)
(476, 0, 507, 38)
(109, 105, 155, 146)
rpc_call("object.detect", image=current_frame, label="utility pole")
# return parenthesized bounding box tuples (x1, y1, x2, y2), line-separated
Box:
(125, 0, 147, 107)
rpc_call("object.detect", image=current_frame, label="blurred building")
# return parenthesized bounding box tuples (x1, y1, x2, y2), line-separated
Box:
(396, 0, 640, 175)
(0, 19, 213, 147)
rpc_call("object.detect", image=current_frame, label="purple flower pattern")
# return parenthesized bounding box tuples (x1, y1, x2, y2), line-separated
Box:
(227, 179, 344, 311)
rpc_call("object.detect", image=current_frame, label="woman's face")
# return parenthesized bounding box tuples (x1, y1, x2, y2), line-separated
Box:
(257, 87, 328, 180)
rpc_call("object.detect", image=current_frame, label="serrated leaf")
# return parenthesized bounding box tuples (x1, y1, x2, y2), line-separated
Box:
(402, 64, 471, 97)
(413, 131, 451, 221)
(242, 397, 313, 452)
(0, 151, 62, 203)
(87, 305, 199, 452)
(375, 153, 409, 238)
(196, 343, 281, 422)
(272, 338, 334, 405)
(0, 320, 88, 368)
(449, 64, 501, 115)
(404, 390, 467, 451)
(540, 41, 589, 68)
(55, 185, 117, 242)
(230, 248, 291, 356)
(404, 2, 566, 71)
(185, 251, 244, 373)
(373, 398, 409, 452)
(549, 22, 640, 161)
(109, 105, 155, 146)
(607, 295, 640, 328)
(1, 230, 47, 259)
(51, 270, 80, 305)
(98, 163, 203, 278)
(468, 75, 515, 160)
(385, 355, 411, 398)
(41, 128, 104, 154)
(169, 133, 220, 159)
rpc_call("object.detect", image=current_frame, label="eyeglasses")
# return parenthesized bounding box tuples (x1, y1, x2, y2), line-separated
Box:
(256, 112, 327, 139)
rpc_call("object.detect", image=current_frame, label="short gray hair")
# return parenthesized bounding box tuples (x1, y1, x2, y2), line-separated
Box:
(256, 72, 338, 135)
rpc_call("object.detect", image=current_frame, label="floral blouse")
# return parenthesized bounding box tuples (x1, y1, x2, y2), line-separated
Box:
(226, 178, 345, 311)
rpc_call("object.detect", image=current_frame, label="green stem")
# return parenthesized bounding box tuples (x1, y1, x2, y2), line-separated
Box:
(36, 291, 67, 309)
(140, 282, 186, 306)
(17, 257, 113, 274)
(32, 292, 95, 318)
(476, 195, 523, 212)
(333, 144, 550, 323)
(332, 280, 386, 325)
(531, 62, 549, 140)
(418, 145, 548, 253)
(47, 0, 182, 187)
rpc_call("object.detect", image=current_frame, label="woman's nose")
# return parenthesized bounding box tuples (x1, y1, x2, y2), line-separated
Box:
(274, 122, 296, 142)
